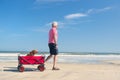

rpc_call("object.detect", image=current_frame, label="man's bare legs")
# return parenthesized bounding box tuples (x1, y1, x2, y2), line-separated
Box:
(53, 55, 57, 68)
(45, 54, 59, 70)
(45, 55, 53, 62)
(52, 55, 60, 70)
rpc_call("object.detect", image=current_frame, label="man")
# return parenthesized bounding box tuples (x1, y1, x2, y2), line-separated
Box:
(45, 21, 60, 70)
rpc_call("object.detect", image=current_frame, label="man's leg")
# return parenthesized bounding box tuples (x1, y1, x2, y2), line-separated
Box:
(45, 55, 53, 62)
(52, 55, 60, 70)
(53, 55, 57, 68)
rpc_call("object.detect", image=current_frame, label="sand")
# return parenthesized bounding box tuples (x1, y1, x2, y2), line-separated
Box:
(0, 61, 120, 80)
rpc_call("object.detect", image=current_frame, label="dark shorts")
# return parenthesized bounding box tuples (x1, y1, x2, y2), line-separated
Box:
(48, 43, 58, 55)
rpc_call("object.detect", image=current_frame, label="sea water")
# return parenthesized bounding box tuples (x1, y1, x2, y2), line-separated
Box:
(0, 51, 120, 64)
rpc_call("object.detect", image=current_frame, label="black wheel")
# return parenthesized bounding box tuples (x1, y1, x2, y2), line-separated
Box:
(38, 64, 45, 72)
(18, 65, 24, 72)
(17, 64, 22, 70)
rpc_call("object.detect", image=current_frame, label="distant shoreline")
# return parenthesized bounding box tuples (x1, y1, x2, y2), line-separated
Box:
(0, 52, 120, 64)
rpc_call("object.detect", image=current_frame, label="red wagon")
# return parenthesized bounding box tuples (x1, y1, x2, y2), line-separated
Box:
(17, 55, 45, 72)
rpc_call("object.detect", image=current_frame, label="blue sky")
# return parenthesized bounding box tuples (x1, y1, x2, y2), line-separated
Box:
(0, 0, 120, 52)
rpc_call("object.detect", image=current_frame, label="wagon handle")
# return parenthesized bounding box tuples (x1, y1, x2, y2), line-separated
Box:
(40, 52, 46, 57)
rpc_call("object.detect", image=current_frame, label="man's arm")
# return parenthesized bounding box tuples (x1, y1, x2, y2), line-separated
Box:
(54, 35, 57, 45)
(53, 29, 57, 45)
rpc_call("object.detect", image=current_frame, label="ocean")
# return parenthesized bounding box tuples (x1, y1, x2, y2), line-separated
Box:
(0, 51, 120, 64)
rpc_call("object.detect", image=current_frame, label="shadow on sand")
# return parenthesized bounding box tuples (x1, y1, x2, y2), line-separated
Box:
(3, 67, 39, 72)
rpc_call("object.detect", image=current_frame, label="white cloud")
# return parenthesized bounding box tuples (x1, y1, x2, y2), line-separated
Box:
(87, 9, 94, 14)
(97, 7, 112, 12)
(87, 6, 112, 14)
(62, 6, 112, 27)
(65, 13, 87, 19)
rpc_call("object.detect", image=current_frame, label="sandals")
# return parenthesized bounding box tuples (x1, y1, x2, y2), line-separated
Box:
(52, 67, 60, 70)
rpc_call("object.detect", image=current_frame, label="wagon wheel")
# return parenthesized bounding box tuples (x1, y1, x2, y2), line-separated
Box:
(18, 65, 24, 72)
(17, 64, 22, 70)
(38, 64, 45, 72)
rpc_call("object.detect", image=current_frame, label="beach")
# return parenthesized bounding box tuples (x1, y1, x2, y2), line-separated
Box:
(0, 61, 120, 80)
